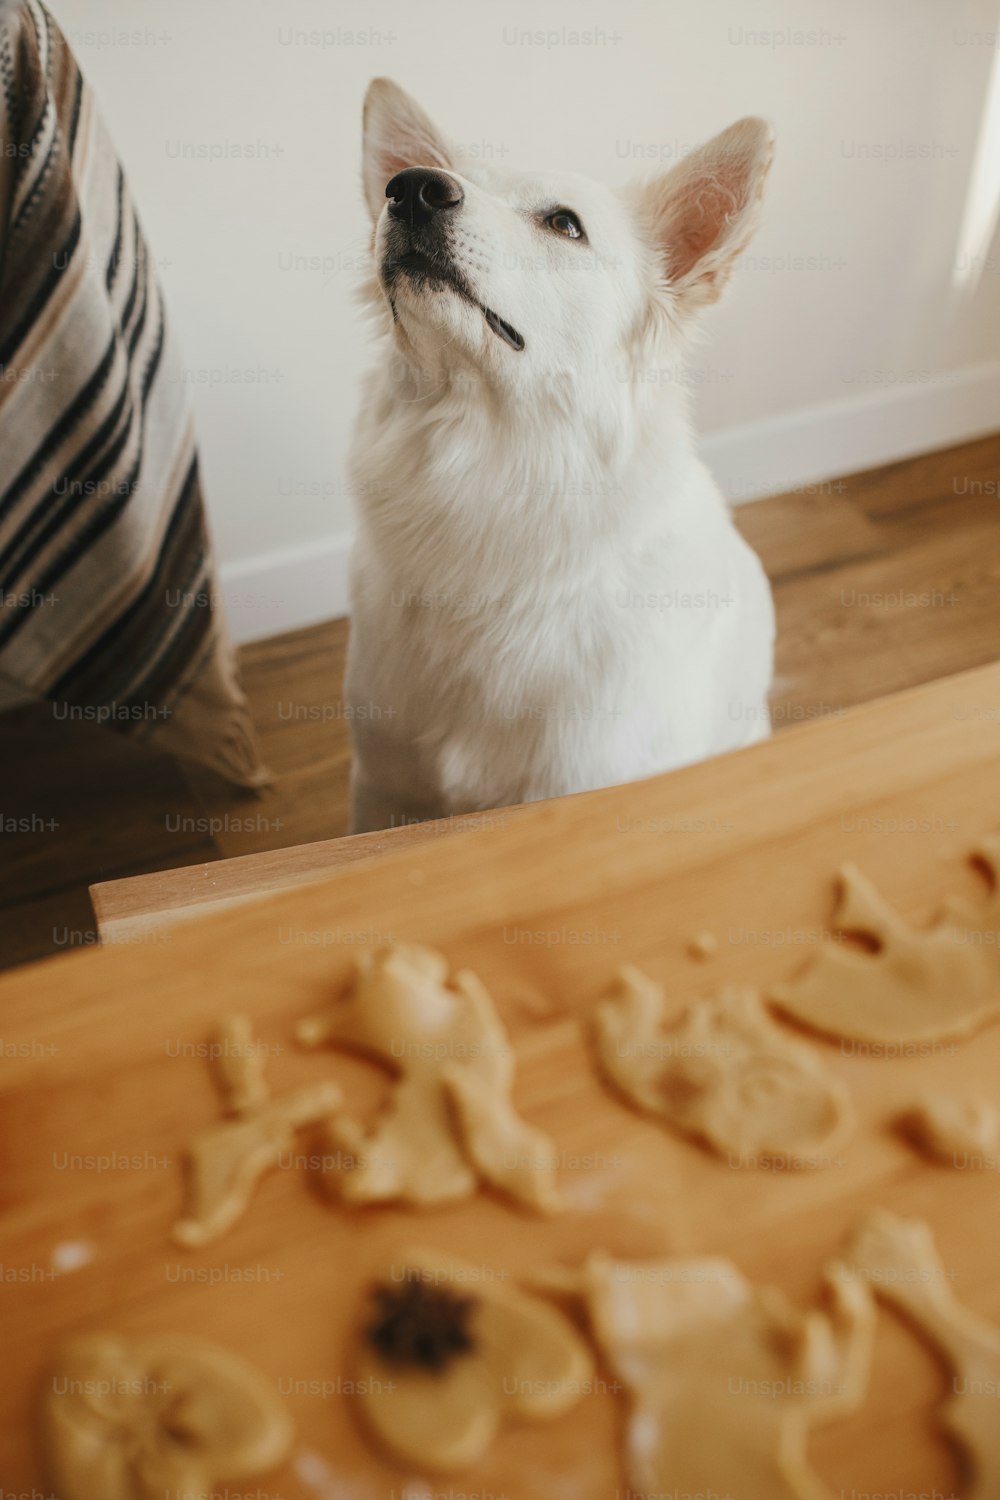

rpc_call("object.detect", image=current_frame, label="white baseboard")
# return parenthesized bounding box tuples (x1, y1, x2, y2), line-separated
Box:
(221, 360, 1000, 644)
(701, 358, 1000, 502)
(220, 532, 351, 646)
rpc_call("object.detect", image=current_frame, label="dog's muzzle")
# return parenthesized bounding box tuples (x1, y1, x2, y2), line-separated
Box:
(381, 170, 525, 353)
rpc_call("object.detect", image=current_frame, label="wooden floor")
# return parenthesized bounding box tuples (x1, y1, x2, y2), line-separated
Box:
(2, 431, 998, 970)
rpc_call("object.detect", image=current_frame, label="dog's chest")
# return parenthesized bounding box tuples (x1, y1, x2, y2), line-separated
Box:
(358, 507, 744, 709)
(348, 426, 774, 808)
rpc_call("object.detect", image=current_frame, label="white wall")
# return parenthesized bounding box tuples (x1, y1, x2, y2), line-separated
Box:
(55, 0, 1000, 640)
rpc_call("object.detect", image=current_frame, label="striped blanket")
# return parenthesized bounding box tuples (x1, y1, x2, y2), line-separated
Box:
(0, 0, 267, 787)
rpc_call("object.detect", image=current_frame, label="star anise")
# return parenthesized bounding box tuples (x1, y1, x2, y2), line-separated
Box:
(366, 1275, 477, 1372)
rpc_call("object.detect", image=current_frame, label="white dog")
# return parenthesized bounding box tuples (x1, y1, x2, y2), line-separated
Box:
(345, 79, 775, 834)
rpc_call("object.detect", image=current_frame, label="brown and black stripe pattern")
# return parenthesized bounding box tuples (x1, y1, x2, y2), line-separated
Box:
(0, 0, 266, 786)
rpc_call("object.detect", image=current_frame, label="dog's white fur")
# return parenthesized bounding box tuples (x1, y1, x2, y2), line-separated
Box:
(346, 79, 775, 833)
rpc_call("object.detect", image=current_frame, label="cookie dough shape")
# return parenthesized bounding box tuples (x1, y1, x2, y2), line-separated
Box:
(772, 839, 1000, 1044)
(533, 1248, 873, 1500)
(174, 1014, 342, 1247)
(296, 944, 561, 1210)
(900, 1095, 999, 1162)
(846, 1209, 1000, 1500)
(592, 967, 852, 1162)
(355, 1247, 593, 1470)
(42, 1332, 292, 1500)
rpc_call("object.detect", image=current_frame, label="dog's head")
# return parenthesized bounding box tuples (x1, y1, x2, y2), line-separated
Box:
(361, 79, 773, 398)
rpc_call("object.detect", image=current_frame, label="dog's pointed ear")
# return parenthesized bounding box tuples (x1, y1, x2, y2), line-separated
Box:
(362, 78, 454, 223)
(639, 117, 773, 313)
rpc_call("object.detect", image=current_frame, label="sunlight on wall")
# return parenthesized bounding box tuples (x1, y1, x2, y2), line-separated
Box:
(953, 21, 1000, 292)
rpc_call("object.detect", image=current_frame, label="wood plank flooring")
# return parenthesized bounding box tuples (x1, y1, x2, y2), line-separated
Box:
(1, 431, 998, 970)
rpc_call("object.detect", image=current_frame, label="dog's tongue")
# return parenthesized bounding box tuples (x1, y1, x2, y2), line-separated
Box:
(483, 306, 525, 351)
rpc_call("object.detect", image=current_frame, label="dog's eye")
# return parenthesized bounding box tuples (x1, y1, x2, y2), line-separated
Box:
(545, 209, 584, 240)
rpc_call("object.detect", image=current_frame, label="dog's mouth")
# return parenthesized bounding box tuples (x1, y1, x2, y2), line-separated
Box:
(383, 249, 525, 353)
(481, 306, 524, 352)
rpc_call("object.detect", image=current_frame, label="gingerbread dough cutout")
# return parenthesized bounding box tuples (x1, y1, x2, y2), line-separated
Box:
(354, 1246, 593, 1471)
(592, 967, 852, 1162)
(532, 1248, 874, 1500)
(846, 1209, 1000, 1500)
(42, 1332, 292, 1500)
(174, 1015, 342, 1247)
(772, 839, 1000, 1044)
(899, 1095, 999, 1163)
(296, 945, 561, 1211)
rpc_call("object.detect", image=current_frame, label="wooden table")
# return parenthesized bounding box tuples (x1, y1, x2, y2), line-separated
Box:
(4, 662, 1000, 1495)
(89, 808, 536, 943)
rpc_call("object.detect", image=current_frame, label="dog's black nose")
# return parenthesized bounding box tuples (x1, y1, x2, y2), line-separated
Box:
(385, 168, 464, 226)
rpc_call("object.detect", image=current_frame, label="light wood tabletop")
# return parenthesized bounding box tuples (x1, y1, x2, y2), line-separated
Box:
(3, 661, 1000, 1495)
(89, 806, 537, 943)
